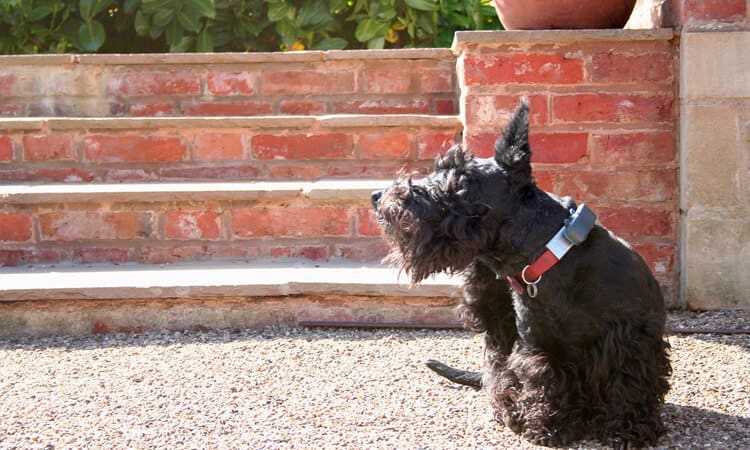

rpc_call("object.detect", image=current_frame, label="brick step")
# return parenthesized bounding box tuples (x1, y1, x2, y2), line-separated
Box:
(0, 180, 390, 266)
(0, 260, 461, 336)
(0, 114, 461, 183)
(0, 49, 457, 118)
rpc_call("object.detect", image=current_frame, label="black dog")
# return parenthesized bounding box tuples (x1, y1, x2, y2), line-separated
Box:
(371, 100, 671, 448)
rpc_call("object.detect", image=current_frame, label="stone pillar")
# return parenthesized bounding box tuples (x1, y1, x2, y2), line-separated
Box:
(680, 30, 750, 309)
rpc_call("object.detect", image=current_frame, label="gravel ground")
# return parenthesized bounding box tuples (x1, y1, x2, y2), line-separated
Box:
(0, 310, 748, 450)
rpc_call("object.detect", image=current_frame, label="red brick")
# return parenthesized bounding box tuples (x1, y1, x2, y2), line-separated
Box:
(22, 134, 74, 161)
(165, 210, 221, 240)
(364, 70, 412, 94)
(464, 133, 496, 159)
(139, 246, 207, 264)
(529, 133, 588, 164)
(0, 74, 15, 96)
(679, 0, 746, 21)
(434, 98, 456, 115)
(39, 211, 153, 241)
(107, 71, 200, 96)
(633, 243, 675, 275)
(553, 94, 672, 124)
(324, 162, 430, 178)
(182, 101, 272, 116)
(589, 52, 673, 83)
(130, 103, 175, 116)
(84, 135, 186, 163)
(263, 71, 356, 95)
(465, 94, 548, 130)
(464, 53, 584, 85)
(333, 241, 390, 261)
(533, 170, 554, 192)
(0, 249, 60, 266)
(0, 103, 22, 116)
(597, 207, 675, 238)
(357, 208, 381, 236)
(417, 132, 459, 160)
(253, 134, 351, 160)
(207, 71, 257, 95)
(279, 101, 327, 115)
(359, 133, 412, 159)
(419, 67, 453, 93)
(159, 165, 260, 180)
(268, 165, 323, 179)
(591, 132, 675, 166)
(0, 136, 12, 161)
(333, 100, 429, 114)
(193, 133, 244, 161)
(270, 246, 329, 260)
(76, 248, 130, 264)
(0, 213, 32, 242)
(555, 170, 677, 202)
(232, 207, 350, 238)
(0, 167, 96, 183)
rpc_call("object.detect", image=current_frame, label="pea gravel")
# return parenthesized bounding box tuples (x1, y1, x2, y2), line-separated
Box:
(1, 311, 748, 450)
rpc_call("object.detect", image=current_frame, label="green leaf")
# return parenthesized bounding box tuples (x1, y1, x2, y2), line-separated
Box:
(177, 5, 203, 31)
(165, 18, 182, 45)
(187, 0, 216, 19)
(134, 9, 151, 35)
(79, 0, 114, 20)
(275, 18, 297, 46)
(77, 20, 105, 51)
(354, 18, 388, 43)
(170, 35, 194, 52)
(367, 36, 384, 49)
(152, 8, 174, 27)
(141, 0, 175, 14)
(377, 8, 397, 21)
(314, 37, 347, 50)
(123, 0, 140, 15)
(196, 26, 214, 52)
(27, 6, 55, 21)
(404, 0, 439, 12)
(267, 3, 295, 22)
(298, 0, 329, 27)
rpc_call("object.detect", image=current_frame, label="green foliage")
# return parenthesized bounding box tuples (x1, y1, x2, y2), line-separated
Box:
(0, 0, 500, 54)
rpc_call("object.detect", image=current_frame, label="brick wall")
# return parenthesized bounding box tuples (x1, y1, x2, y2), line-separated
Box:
(0, 50, 457, 117)
(454, 29, 680, 306)
(669, 0, 749, 26)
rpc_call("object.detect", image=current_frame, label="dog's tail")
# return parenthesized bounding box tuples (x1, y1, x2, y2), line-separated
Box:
(425, 360, 482, 389)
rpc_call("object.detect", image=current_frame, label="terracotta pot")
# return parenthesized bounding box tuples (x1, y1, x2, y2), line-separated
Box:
(493, 0, 637, 30)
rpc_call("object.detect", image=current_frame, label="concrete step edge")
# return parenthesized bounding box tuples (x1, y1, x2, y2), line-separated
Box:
(0, 179, 392, 204)
(0, 114, 462, 131)
(0, 260, 461, 302)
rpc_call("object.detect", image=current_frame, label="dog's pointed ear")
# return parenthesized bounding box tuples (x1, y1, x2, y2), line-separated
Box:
(495, 99, 532, 189)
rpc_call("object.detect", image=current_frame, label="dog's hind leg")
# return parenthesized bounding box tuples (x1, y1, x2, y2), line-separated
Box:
(424, 360, 482, 388)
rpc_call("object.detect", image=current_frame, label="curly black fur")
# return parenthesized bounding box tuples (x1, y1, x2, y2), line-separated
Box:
(372, 100, 671, 448)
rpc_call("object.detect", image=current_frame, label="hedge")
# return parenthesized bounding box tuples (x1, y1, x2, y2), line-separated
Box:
(0, 0, 501, 54)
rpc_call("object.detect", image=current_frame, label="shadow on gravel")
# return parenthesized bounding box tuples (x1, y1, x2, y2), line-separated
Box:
(661, 403, 750, 447)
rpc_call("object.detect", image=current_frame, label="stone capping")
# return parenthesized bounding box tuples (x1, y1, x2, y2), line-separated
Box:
(0, 261, 460, 301)
(451, 28, 675, 53)
(0, 180, 390, 204)
(0, 115, 462, 131)
(0, 48, 454, 66)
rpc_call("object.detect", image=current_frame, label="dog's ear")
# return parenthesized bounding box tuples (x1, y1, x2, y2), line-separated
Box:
(495, 99, 533, 190)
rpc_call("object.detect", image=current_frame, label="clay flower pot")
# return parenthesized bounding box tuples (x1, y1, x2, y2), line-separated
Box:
(492, 0, 637, 30)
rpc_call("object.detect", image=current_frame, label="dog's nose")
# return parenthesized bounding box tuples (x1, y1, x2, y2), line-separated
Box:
(371, 190, 383, 208)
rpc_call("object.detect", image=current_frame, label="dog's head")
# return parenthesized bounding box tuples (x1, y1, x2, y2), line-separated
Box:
(372, 100, 536, 283)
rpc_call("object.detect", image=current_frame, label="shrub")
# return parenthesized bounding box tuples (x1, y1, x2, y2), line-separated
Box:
(0, 0, 500, 54)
